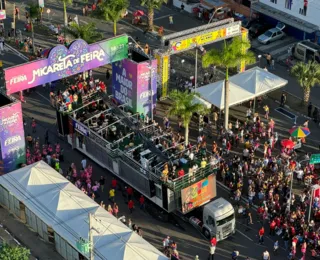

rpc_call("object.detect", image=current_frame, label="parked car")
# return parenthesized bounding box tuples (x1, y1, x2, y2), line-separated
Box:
(249, 23, 272, 38)
(258, 22, 286, 44)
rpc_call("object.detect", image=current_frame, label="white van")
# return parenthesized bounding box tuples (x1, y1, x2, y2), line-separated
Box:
(293, 41, 320, 63)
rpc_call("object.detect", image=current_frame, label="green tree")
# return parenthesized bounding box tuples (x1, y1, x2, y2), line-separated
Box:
(93, 0, 129, 36)
(291, 61, 320, 104)
(202, 37, 256, 129)
(168, 90, 208, 144)
(58, 0, 73, 27)
(0, 243, 30, 260)
(140, 0, 167, 31)
(66, 22, 103, 43)
(28, 3, 40, 54)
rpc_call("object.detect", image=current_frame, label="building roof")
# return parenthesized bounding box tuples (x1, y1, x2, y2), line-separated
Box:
(251, 2, 319, 33)
(0, 161, 168, 260)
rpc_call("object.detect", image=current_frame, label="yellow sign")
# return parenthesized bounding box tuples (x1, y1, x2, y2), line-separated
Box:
(240, 28, 248, 73)
(0, 60, 2, 68)
(162, 56, 169, 98)
(170, 28, 226, 53)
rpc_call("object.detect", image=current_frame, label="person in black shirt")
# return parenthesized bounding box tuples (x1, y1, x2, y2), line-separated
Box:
(99, 176, 105, 192)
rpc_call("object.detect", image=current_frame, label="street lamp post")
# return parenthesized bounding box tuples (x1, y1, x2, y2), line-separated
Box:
(308, 185, 320, 223)
(195, 48, 198, 91)
(258, 55, 262, 68)
(208, 7, 223, 24)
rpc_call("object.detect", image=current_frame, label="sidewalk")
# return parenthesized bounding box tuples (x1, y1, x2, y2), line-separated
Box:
(0, 207, 61, 260)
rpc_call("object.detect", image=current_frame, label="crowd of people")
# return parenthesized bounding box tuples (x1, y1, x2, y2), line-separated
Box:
(190, 103, 319, 259)
(51, 72, 106, 112)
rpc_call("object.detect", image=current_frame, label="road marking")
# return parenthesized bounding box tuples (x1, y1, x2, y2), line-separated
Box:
(236, 229, 253, 241)
(120, 20, 144, 32)
(153, 14, 175, 21)
(35, 91, 51, 103)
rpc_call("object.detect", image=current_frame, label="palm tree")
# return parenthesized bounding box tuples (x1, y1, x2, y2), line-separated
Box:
(202, 37, 255, 129)
(66, 22, 103, 43)
(58, 0, 73, 27)
(291, 61, 320, 104)
(168, 90, 208, 145)
(28, 3, 40, 55)
(140, 0, 167, 31)
(93, 0, 129, 36)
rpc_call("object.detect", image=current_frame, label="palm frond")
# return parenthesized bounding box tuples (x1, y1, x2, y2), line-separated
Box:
(168, 90, 208, 126)
(93, 0, 129, 22)
(140, 0, 168, 9)
(202, 37, 256, 70)
(66, 22, 103, 43)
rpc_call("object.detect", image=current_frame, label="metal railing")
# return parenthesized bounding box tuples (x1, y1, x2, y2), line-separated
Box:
(164, 164, 217, 191)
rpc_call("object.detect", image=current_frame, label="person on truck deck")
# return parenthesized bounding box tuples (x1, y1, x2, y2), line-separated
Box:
(201, 158, 207, 168)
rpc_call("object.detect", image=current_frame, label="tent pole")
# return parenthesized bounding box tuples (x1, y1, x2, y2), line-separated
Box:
(253, 97, 256, 115)
(89, 213, 94, 260)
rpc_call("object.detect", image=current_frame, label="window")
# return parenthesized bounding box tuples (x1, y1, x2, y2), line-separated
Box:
(296, 48, 305, 56)
(264, 31, 273, 37)
(216, 213, 234, 226)
(207, 216, 215, 227)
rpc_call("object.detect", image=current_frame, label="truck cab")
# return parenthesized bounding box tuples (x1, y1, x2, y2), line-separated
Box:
(201, 198, 235, 241)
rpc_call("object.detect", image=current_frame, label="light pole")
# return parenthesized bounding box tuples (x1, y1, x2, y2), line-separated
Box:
(308, 185, 320, 223)
(208, 7, 223, 24)
(289, 159, 309, 212)
(258, 55, 262, 68)
(195, 48, 198, 91)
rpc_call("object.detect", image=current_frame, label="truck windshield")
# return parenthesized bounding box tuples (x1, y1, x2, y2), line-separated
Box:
(216, 213, 234, 226)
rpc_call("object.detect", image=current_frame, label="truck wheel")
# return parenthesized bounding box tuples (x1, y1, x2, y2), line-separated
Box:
(203, 228, 211, 239)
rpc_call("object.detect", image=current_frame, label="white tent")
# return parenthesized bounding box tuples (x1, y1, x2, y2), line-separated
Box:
(196, 80, 254, 110)
(196, 67, 288, 109)
(229, 67, 288, 96)
(0, 161, 167, 260)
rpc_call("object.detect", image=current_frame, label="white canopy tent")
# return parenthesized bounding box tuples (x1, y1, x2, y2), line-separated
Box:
(196, 80, 254, 110)
(0, 161, 167, 260)
(229, 67, 288, 96)
(196, 67, 288, 110)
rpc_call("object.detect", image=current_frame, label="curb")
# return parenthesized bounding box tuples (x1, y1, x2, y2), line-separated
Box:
(4, 43, 29, 61)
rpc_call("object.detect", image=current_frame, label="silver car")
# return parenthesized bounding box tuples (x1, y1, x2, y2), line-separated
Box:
(258, 28, 285, 44)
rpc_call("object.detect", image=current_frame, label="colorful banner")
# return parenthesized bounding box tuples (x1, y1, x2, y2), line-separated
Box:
(73, 120, 89, 136)
(0, 101, 26, 173)
(0, 10, 6, 20)
(136, 60, 157, 117)
(239, 27, 248, 73)
(5, 35, 128, 95)
(38, 0, 44, 8)
(112, 59, 137, 110)
(162, 56, 169, 98)
(170, 29, 226, 54)
(181, 174, 216, 214)
(170, 23, 241, 54)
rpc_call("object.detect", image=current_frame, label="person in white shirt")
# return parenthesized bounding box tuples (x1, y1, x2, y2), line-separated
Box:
(189, 151, 194, 161)
(243, 148, 249, 160)
(208, 243, 215, 260)
(81, 157, 87, 169)
(262, 250, 270, 260)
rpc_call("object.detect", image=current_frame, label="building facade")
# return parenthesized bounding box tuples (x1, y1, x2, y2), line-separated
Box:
(252, 0, 320, 40)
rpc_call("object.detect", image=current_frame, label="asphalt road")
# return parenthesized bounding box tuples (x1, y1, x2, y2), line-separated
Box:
(1, 1, 319, 259)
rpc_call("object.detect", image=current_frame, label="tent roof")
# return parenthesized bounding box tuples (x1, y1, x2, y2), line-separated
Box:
(0, 161, 167, 260)
(196, 80, 254, 110)
(196, 67, 288, 109)
(230, 67, 288, 96)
